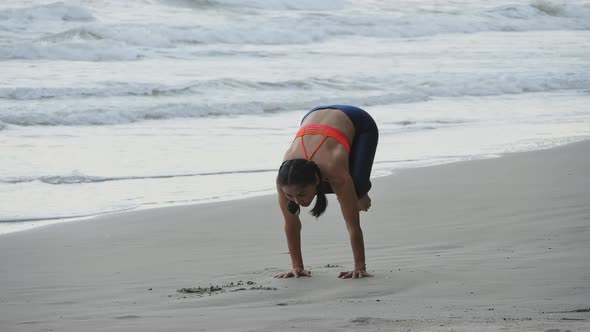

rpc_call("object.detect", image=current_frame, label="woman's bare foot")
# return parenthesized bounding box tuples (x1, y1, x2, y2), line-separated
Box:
(357, 194, 371, 212)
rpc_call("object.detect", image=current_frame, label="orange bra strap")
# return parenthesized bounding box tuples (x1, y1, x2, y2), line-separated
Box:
(301, 135, 329, 160)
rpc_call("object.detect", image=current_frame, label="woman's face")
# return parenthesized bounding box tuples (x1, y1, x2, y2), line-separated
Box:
(281, 184, 317, 207)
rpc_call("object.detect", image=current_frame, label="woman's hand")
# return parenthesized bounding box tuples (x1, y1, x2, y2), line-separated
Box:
(273, 268, 312, 278)
(338, 269, 373, 279)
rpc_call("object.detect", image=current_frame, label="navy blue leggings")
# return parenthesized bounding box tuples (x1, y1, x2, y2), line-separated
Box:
(302, 105, 379, 198)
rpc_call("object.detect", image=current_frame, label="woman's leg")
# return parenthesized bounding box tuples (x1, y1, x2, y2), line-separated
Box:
(348, 121, 379, 199)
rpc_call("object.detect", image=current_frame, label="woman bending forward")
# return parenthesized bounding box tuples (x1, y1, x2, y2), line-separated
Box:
(275, 105, 379, 279)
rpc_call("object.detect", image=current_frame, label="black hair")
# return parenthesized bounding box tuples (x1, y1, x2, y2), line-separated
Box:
(278, 159, 327, 218)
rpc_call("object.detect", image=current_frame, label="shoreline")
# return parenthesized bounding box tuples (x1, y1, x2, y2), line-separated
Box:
(3, 137, 589, 236)
(1, 140, 589, 331)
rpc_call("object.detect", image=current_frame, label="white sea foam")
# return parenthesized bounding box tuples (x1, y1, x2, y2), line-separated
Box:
(163, 0, 347, 11)
(0, 2, 94, 23)
(1, 2, 589, 61)
(0, 168, 276, 185)
(0, 101, 268, 126)
(1, 71, 588, 126)
(2, 70, 589, 101)
(0, 81, 196, 99)
(1, 40, 142, 61)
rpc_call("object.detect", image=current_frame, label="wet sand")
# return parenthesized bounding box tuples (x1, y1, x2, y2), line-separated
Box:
(1, 141, 589, 331)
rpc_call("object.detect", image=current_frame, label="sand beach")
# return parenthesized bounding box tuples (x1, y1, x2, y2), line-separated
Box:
(1, 141, 589, 331)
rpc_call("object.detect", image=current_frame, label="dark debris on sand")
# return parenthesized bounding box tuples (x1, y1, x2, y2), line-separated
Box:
(176, 280, 277, 297)
(177, 285, 223, 295)
(542, 307, 590, 314)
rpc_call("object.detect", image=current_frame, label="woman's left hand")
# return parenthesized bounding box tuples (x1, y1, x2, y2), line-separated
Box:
(338, 269, 373, 279)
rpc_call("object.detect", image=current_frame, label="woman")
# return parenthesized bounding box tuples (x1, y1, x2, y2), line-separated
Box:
(274, 105, 379, 279)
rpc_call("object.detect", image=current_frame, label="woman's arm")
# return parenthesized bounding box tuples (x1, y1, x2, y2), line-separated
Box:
(274, 179, 311, 278)
(329, 171, 373, 278)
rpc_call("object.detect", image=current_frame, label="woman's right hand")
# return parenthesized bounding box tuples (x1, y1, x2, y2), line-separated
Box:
(273, 268, 311, 278)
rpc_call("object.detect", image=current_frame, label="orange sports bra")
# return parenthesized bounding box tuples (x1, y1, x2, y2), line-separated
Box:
(294, 124, 351, 160)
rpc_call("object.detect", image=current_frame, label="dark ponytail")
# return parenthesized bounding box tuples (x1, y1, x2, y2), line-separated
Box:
(306, 161, 327, 218)
(278, 159, 327, 218)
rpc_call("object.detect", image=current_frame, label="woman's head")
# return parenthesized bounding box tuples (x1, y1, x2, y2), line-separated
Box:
(278, 159, 327, 217)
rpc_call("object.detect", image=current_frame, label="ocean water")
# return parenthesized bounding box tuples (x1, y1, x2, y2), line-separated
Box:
(1, 0, 589, 234)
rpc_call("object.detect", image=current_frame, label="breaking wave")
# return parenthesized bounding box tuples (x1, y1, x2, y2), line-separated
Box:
(1, 2, 589, 60)
(1, 71, 588, 126)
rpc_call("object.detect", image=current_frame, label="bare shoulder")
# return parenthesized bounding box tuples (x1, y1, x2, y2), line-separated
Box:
(319, 149, 350, 184)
